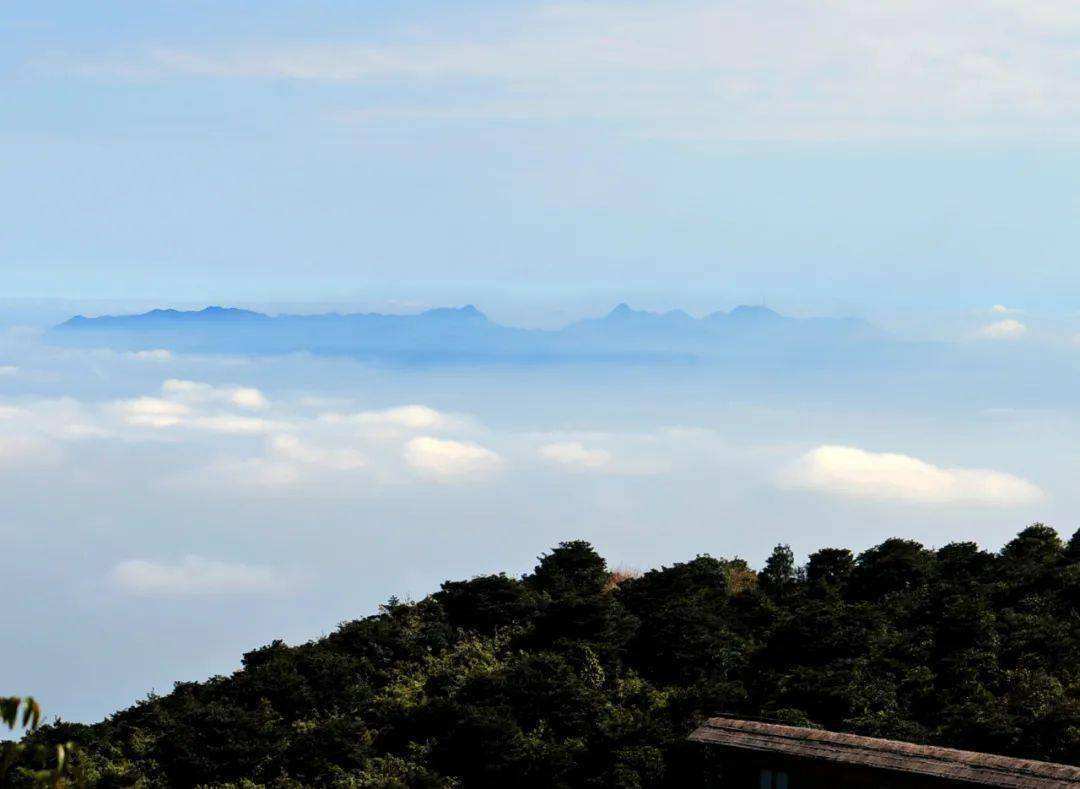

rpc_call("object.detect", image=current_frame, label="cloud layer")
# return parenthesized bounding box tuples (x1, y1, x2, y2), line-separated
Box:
(539, 441, 612, 471)
(0, 362, 1055, 513)
(404, 436, 502, 480)
(975, 319, 1028, 340)
(58, 0, 1080, 141)
(784, 444, 1045, 506)
(162, 379, 269, 410)
(321, 404, 466, 432)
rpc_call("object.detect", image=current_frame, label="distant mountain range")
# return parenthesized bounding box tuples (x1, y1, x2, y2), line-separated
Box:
(50, 304, 877, 363)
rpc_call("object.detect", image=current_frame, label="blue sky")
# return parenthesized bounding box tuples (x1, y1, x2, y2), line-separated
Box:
(5, 1, 1080, 318)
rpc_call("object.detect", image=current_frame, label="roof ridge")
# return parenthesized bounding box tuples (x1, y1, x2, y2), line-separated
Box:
(690, 717, 1080, 786)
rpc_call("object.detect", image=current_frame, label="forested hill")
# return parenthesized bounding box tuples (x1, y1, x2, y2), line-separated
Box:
(18, 526, 1080, 787)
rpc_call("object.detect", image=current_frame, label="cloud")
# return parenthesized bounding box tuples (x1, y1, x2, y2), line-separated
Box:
(162, 379, 268, 410)
(160, 379, 211, 397)
(230, 387, 269, 410)
(403, 436, 501, 479)
(0, 398, 110, 440)
(782, 444, 1044, 506)
(539, 441, 612, 471)
(205, 457, 303, 488)
(991, 304, 1022, 315)
(188, 415, 280, 434)
(127, 349, 173, 361)
(526, 428, 699, 475)
(974, 319, 1027, 340)
(112, 396, 191, 427)
(55, 1, 1080, 141)
(0, 435, 64, 469)
(108, 381, 280, 433)
(183, 434, 368, 490)
(35, 398, 112, 439)
(0, 365, 18, 377)
(269, 434, 366, 471)
(321, 404, 463, 432)
(111, 556, 288, 596)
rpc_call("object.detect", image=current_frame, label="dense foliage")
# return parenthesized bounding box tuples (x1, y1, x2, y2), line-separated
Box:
(15, 525, 1080, 787)
(2, 697, 84, 787)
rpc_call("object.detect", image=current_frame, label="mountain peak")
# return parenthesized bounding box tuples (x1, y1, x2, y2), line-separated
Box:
(197, 306, 264, 319)
(602, 304, 696, 324)
(728, 305, 783, 321)
(662, 308, 693, 321)
(420, 305, 488, 321)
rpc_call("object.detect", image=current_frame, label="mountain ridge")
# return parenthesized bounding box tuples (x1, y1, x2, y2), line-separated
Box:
(50, 303, 876, 361)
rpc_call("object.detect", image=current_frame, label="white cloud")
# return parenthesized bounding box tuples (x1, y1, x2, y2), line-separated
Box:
(112, 396, 191, 427)
(0, 405, 28, 420)
(109, 381, 277, 432)
(57, 1, 1080, 141)
(269, 434, 366, 471)
(0, 398, 110, 440)
(0, 365, 19, 377)
(60, 422, 112, 439)
(160, 379, 211, 397)
(974, 319, 1027, 340)
(991, 304, 1022, 315)
(188, 415, 280, 434)
(162, 379, 269, 410)
(182, 435, 368, 490)
(111, 556, 288, 595)
(127, 349, 173, 361)
(206, 457, 303, 488)
(403, 436, 501, 479)
(525, 428, 702, 475)
(41, 399, 112, 439)
(322, 404, 462, 431)
(783, 444, 1044, 506)
(539, 441, 612, 470)
(230, 387, 269, 410)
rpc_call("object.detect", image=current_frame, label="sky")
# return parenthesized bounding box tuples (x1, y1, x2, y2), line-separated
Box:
(4, 1, 1080, 318)
(4, 0, 1080, 725)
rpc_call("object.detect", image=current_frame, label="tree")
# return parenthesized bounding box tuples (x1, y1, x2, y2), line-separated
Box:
(436, 573, 538, 633)
(1064, 528, 1080, 562)
(850, 538, 934, 600)
(1002, 524, 1063, 570)
(806, 548, 854, 591)
(527, 540, 609, 600)
(2, 697, 85, 788)
(759, 544, 797, 599)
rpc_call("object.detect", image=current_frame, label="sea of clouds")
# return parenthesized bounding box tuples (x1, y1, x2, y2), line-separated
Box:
(1, 322, 1077, 722)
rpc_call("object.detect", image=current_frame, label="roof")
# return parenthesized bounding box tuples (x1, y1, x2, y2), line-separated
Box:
(688, 717, 1080, 787)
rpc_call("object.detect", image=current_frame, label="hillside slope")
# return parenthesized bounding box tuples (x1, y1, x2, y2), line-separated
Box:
(16, 526, 1080, 787)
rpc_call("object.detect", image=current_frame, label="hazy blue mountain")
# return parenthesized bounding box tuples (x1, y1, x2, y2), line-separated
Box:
(50, 303, 877, 363)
